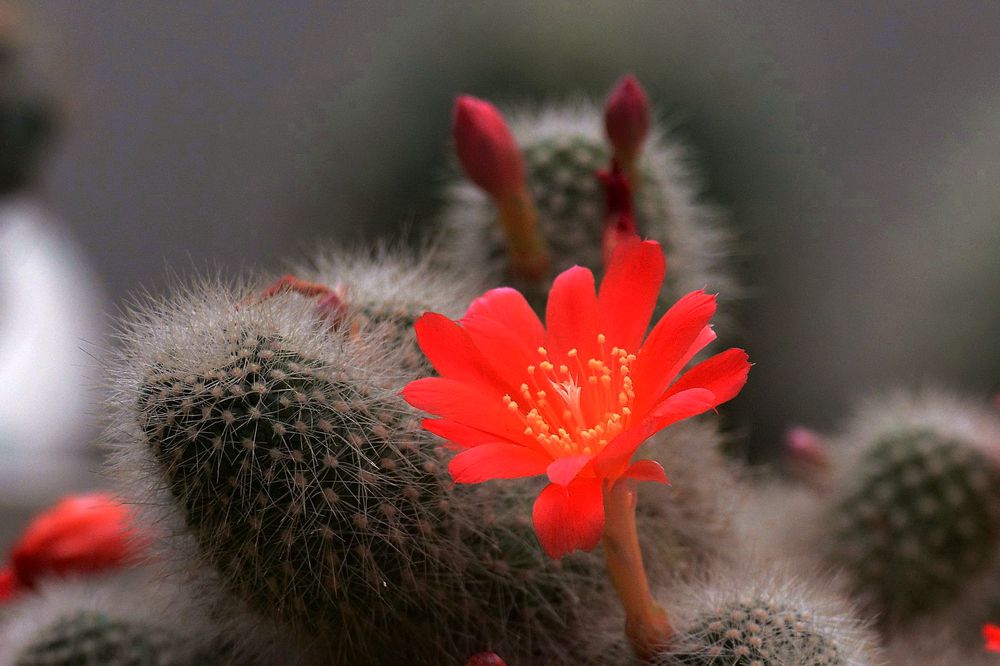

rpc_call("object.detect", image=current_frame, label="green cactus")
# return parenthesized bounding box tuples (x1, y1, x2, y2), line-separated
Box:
(661, 600, 844, 666)
(827, 427, 1000, 623)
(111, 279, 618, 664)
(13, 611, 185, 666)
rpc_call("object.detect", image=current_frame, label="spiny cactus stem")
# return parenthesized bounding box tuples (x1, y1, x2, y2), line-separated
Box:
(495, 189, 549, 282)
(602, 479, 673, 661)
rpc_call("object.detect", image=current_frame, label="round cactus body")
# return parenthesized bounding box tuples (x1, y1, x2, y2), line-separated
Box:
(440, 103, 732, 314)
(650, 566, 879, 666)
(664, 600, 843, 665)
(108, 270, 615, 664)
(827, 427, 1000, 623)
(14, 611, 180, 666)
(0, 575, 219, 666)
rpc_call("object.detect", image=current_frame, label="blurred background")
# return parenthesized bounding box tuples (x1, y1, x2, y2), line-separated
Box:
(2, 1, 999, 548)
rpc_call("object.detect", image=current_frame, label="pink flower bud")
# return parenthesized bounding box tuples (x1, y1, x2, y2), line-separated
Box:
(604, 74, 650, 163)
(453, 95, 525, 201)
(784, 426, 832, 485)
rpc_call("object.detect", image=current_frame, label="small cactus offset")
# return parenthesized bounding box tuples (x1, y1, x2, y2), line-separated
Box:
(440, 87, 732, 313)
(291, 244, 481, 372)
(820, 391, 1000, 625)
(106, 262, 620, 663)
(0, 574, 217, 666)
(652, 565, 880, 666)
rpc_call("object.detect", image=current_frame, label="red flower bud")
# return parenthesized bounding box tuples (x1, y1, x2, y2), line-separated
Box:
(465, 653, 507, 666)
(453, 95, 525, 201)
(9, 493, 148, 589)
(604, 74, 650, 163)
(984, 623, 1000, 652)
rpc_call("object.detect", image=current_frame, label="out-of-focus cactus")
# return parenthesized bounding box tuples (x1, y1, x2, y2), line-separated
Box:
(755, 391, 1000, 631)
(651, 565, 880, 665)
(439, 77, 732, 315)
(0, 574, 219, 666)
(820, 392, 1000, 626)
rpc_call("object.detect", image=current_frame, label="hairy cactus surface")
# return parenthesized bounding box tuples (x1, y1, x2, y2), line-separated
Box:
(106, 265, 620, 664)
(440, 102, 732, 313)
(651, 565, 879, 666)
(819, 392, 1000, 626)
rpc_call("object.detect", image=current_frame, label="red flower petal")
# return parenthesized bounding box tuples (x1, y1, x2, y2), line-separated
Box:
(462, 287, 545, 388)
(449, 444, 551, 484)
(545, 265, 600, 363)
(593, 387, 716, 479)
(414, 313, 507, 391)
(621, 459, 669, 484)
(631, 289, 718, 413)
(597, 240, 665, 352)
(402, 377, 540, 451)
(546, 454, 594, 486)
(532, 478, 605, 558)
(664, 348, 751, 407)
(422, 419, 508, 449)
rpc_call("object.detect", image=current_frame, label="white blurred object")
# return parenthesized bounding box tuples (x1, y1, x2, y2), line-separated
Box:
(0, 196, 103, 504)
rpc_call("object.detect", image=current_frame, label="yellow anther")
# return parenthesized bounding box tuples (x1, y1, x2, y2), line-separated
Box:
(537, 346, 548, 356)
(568, 348, 578, 357)
(598, 333, 606, 344)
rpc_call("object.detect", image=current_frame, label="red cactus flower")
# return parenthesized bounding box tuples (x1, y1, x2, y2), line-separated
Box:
(403, 240, 749, 558)
(985, 623, 1000, 652)
(605, 74, 650, 165)
(9, 493, 148, 590)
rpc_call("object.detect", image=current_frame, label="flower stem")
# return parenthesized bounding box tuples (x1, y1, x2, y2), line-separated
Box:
(496, 190, 549, 283)
(602, 479, 672, 661)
